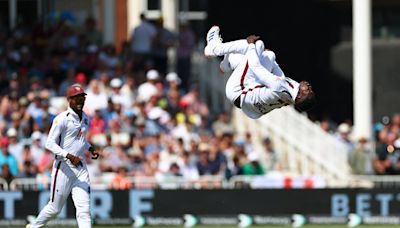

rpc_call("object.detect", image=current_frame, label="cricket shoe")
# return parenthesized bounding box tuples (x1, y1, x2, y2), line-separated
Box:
(204, 26, 222, 57)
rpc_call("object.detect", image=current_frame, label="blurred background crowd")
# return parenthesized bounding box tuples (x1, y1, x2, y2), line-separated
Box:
(0, 12, 399, 190)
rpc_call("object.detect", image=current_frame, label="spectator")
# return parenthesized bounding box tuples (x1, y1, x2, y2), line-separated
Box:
(242, 152, 265, 175)
(109, 78, 132, 110)
(130, 13, 157, 73)
(165, 72, 183, 95)
(109, 166, 132, 190)
(83, 17, 102, 46)
(7, 128, 23, 159)
(196, 144, 212, 175)
(259, 137, 282, 171)
(99, 44, 120, 70)
(373, 131, 400, 174)
(212, 112, 235, 138)
(180, 151, 199, 181)
(349, 137, 375, 175)
(137, 69, 160, 102)
(0, 138, 18, 176)
(1, 164, 14, 186)
(37, 149, 53, 173)
(180, 85, 210, 119)
(85, 79, 108, 116)
(177, 21, 195, 91)
(335, 122, 355, 155)
(165, 162, 182, 177)
(152, 17, 177, 75)
(30, 131, 45, 164)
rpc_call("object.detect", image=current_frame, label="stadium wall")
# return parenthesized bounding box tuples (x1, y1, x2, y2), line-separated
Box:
(2, 189, 400, 226)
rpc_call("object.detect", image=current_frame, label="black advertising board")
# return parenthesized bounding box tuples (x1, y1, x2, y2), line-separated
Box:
(1, 189, 400, 226)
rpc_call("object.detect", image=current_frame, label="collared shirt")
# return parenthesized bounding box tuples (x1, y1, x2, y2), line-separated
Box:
(45, 107, 91, 167)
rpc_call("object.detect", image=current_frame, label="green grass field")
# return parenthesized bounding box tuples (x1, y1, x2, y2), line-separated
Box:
(49, 226, 400, 228)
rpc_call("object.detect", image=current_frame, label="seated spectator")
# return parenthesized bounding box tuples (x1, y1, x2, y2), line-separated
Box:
(38, 149, 53, 173)
(212, 112, 235, 138)
(180, 151, 199, 181)
(348, 137, 375, 175)
(109, 78, 132, 110)
(373, 132, 400, 174)
(259, 137, 282, 172)
(242, 153, 265, 175)
(1, 164, 14, 186)
(0, 138, 18, 177)
(335, 122, 355, 155)
(137, 69, 160, 103)
(30, 131, 44, 165)
(7, 128, 23, 159)
(36, 165, 51, 190)
(196, 148, 212, 176)
(18, 161, 38, 178)
(165, 163, 182, 177)
(109, 166, 132, 190)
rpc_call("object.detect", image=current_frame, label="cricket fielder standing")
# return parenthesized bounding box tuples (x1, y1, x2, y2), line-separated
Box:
(27, 84, 99, 228)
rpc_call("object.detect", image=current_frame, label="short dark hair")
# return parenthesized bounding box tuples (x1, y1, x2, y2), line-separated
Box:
(294, 92, 316, 112)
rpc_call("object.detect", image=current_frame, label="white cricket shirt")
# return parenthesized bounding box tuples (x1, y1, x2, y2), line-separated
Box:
(240, 44, 300, 119)
(45, 107, 91, 168)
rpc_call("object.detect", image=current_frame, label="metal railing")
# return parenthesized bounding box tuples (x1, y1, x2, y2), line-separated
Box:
(7, 175, 400, 191)
(232, 107, 352, 187)
(0, 174, 333, 191)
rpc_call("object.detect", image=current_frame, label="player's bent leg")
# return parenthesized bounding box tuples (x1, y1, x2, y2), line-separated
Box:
(212, 40, 248, 56)
(72, 182, 92, 228)
(225, 58, 250, 105)
(30, 194, 69, 228)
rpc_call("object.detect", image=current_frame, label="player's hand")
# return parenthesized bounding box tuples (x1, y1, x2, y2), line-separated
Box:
(246, 35, 260, 44)
(91, 151, 99, 159)
(66, 153, 82, 167)
(89, 146, 99, 159)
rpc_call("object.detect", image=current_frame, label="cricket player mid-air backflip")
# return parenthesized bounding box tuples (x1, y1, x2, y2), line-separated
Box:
(204, 25, 316, 119)
(27, 84, 99, 228)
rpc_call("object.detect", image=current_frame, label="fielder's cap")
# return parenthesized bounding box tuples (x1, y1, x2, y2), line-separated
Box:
(166, 72, 181, 85)
(110, 78, 123, 88)
(67, 84, 87, 98)
(146, 69, 159, 80)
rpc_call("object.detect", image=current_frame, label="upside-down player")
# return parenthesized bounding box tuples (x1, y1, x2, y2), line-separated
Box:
(204, 26, 316, 119)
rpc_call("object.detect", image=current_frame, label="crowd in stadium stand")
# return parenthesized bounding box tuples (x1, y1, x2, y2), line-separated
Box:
(0, 15, 399, 190)
(0, 15, 284, 190)
(319, 114, 400, 176)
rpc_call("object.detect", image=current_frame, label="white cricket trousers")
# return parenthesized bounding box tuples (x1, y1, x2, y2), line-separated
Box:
(212, 39, 265, 103)
(31, 160, 92, 228)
